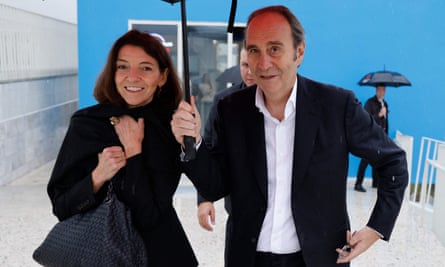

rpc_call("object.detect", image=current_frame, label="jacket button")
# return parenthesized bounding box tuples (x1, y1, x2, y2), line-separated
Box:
(251, 237, 257, 243)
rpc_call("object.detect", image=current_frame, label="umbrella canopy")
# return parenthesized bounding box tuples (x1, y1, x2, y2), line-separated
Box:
(216, 65, 242, 85)
(358, 70, 411, 87)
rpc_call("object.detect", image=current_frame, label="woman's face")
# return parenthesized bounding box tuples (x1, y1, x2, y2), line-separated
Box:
(115, 45, 168, 108)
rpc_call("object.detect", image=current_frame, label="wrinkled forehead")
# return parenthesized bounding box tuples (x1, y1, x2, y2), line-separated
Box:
(245, 13, 292, 46)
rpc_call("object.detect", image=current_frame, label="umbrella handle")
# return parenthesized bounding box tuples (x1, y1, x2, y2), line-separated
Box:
(183, 136, 196, 161)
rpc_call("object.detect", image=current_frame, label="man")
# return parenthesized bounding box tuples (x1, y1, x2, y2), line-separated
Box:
(355, 84, 388, 192)
(203, 47, 256, 148)
(198, 47, 255, 232)
(171, 5, 407, 267)
(196, 47, 255, 266)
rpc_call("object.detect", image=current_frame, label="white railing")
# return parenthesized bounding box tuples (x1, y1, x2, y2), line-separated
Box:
(0, 4, 77, 82)
(410, 137, 445, 212)
(431, 144, 445, 245)
(395, 131, 414, 199)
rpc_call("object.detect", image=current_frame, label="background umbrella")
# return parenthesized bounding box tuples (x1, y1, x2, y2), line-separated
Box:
(358, 70, 411, 87)
(216, 65, 242, 85)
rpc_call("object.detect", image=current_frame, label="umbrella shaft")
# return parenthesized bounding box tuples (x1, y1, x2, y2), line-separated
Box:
(180, 0, 191, 102)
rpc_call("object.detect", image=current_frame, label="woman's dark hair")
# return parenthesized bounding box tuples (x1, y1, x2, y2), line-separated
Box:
(94, 29, 183, 110)
(246, 5, 305, 50)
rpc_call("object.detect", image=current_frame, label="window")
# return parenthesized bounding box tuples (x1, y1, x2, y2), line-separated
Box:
(130, 21, 245, 133)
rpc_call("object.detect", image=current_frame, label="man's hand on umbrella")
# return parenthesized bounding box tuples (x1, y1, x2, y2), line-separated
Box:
(171, 96, 202, 147)
(379, 106, 387, 118)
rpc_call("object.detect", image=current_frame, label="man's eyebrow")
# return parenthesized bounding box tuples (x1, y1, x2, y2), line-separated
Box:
(245, 41, 284, 49)
(267, 41, 284, 46)
(245, 44, 257, 50)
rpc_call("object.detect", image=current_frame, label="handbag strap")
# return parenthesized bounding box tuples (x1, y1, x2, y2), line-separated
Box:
(105, 182, 114, 202)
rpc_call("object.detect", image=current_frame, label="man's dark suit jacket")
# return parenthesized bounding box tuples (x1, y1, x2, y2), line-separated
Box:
(203, 82, 247, 149)
(198, 82, 248, 207)
(183, 75, 408, 267)
(197, 82, 247, 266)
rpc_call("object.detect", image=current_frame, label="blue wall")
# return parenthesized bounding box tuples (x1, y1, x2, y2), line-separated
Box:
(78, 0, 445, 180)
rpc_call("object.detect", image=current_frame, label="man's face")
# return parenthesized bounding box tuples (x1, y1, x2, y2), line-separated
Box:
(239, 49, 255, 86)
(245, 12, 305, 99)
(376, 85, 386, 100)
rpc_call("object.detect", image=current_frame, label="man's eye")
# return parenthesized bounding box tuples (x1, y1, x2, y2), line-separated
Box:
(270, 47, 280, 54)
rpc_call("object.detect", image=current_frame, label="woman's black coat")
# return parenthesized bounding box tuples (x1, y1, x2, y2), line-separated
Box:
(47, 102, 198, 267)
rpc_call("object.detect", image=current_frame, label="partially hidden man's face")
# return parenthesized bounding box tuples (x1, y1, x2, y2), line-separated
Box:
(245, 12, 305, 97)
(239, 49, 255, 87)
(376, 85, 386, 100)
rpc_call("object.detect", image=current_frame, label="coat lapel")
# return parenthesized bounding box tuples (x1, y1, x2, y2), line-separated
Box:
(243, 90, 268, 200)
(292, 76, 321, 185)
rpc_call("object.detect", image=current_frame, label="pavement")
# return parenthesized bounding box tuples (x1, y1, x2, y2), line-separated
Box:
(1, 161, 445, 266)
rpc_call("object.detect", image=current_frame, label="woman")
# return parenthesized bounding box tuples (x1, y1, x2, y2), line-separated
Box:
(47, 30, 198, 266)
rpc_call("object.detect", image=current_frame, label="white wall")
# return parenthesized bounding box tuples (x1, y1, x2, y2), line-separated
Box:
(0, 4, 78, 185)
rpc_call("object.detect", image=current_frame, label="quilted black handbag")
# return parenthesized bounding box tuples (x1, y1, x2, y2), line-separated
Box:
(32, 183, 148, 267)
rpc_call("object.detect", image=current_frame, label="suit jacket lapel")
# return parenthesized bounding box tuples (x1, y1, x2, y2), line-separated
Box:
(243, 89, 268, 200)
(292, 76, 321, 185)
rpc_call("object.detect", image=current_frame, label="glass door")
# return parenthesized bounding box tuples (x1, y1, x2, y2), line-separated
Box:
(130, 21, 245, 133)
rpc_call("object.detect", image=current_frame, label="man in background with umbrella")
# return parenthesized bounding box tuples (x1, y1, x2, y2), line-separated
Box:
(355, 69, 410, 192)
(355, 84, 388, 192)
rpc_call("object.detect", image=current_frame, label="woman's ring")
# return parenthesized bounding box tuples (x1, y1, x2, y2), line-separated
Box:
(109, 116, 120, 126)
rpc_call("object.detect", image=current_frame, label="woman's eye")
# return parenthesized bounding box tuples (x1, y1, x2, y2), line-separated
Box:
(116, 64, 128, 70)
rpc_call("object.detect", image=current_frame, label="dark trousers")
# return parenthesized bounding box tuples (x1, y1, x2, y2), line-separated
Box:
(356, 159, 380, 187)
(254, 251, 305, 267)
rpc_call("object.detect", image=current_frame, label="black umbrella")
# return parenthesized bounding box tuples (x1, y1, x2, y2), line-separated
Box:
(162, 0, 238, 160)
(216, 65, 242, 85)
(162, 0, 196, 160)
(358, 70, 411, 87)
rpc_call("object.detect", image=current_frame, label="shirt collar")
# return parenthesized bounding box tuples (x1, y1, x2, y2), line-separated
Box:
(255, 77, 298, 120)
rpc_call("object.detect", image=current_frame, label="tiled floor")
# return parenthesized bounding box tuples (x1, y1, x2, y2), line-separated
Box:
(1, 161, 445, 266)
